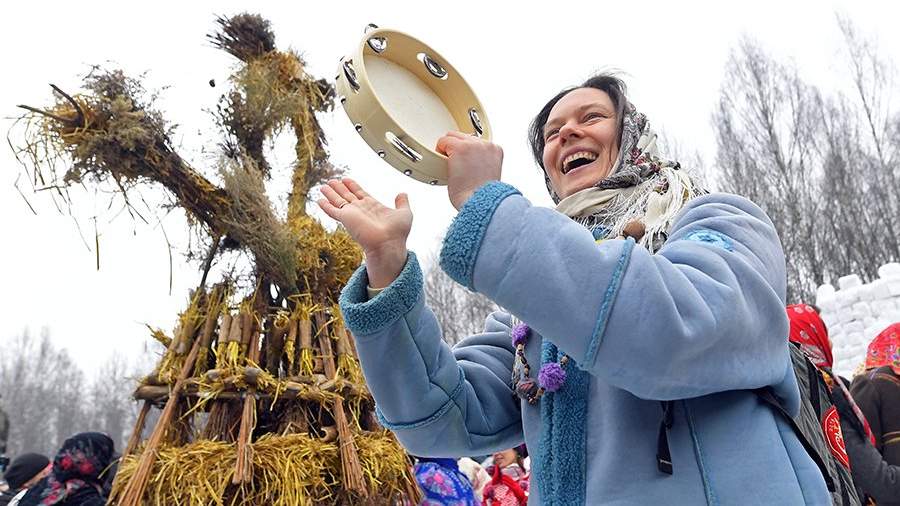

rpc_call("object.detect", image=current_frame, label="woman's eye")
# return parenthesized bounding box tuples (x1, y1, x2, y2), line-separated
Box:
(584, 113, 604, 122)
(545, 129, 559, 141)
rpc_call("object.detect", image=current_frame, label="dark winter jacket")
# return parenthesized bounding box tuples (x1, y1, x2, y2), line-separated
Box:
(835, 383, 900, 506)
(852, 366, 900, 467)
(789, 344, 862, 505)
(0, 489, 18, 506)
(0, 406, 9, 454)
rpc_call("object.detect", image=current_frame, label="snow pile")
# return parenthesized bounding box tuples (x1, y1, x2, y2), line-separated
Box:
(816, 263, 900, 378)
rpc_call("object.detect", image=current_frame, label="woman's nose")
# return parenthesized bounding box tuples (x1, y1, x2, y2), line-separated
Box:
(559, 122, 582, 143)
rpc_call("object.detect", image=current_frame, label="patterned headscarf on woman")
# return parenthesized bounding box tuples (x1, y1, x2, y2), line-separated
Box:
(866, 323, 900, 374)
(550, 102, 703, 252)
(18, 432, 115, 506)
(787, 304, 877, 445)
(787, 304, 833, 369)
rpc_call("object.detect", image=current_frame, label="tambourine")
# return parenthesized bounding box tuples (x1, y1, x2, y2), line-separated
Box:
(336, 25, 491, 185)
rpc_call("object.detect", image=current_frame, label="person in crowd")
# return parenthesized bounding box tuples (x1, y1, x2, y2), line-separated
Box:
(414, 456, 477, 505)
(482, 446, 529, 506)
(458, 457, 490, 502)
(852, 323, 900, 467)
(833, 384, 900, 506)
(0, 394, 9, 457)
(0, 454, 50, 506)
(325, 73, 829, 503)
(17, 432, 114, 506)
(787, 303, 870, 504)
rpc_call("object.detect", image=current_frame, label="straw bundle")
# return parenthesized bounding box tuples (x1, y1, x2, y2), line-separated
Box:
(16, 12, 422, 506)
(111, 430, 415, 506)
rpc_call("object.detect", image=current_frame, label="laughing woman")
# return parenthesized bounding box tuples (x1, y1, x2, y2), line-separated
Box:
(319, 74, 829, 505)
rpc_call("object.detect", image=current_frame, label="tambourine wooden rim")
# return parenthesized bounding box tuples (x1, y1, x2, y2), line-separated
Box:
(336, 26, 491, 186)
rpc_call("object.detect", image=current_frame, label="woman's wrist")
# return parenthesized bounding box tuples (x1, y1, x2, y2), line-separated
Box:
(364, 242, 408, 289)
(450, 188, 477, 211)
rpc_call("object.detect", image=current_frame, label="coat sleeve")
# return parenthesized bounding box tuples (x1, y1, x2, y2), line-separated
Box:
(439, 182, 790, 401)
(851, 374, 884, 451)
(842, 417, 900, 502)
(338, 252, 523, 457)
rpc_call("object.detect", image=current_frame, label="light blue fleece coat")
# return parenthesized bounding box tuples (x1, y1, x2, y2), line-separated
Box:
(339, 182, 830, 505)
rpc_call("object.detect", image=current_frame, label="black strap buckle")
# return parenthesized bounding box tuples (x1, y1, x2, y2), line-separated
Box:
(657, 401, 675, 475)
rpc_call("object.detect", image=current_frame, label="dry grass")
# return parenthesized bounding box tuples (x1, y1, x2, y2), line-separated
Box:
(110, 431, 414, 505)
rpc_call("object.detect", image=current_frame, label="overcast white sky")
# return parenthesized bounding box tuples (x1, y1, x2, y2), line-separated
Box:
(1, 0, 898, 371)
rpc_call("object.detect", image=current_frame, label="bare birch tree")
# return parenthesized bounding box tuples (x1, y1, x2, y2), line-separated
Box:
(423, 252, 499, 346)
(712, 19, 900, 301)
(0, 331, 143, 457)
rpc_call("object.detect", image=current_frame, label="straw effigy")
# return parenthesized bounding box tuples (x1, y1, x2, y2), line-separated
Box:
(12, 12, 420, 505)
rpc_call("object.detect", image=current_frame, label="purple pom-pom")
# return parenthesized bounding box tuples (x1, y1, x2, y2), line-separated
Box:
(511, 323, 531, 347)
(538, 362, 566, 392)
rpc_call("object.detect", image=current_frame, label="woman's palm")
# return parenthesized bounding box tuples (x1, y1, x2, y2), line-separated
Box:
(340, 195, 412, 252)
(317, 178, 412, 254)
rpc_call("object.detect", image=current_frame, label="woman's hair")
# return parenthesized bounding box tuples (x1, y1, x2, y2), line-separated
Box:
(512, 445, 527, 467)
(527, 73, 629, 170)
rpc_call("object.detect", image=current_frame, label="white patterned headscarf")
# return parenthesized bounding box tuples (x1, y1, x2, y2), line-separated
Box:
(545, 102, 704, 252)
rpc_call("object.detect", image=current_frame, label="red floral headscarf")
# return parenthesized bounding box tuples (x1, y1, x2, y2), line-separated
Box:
(787, 304, 833, 369)
(865, 323, 900, 374)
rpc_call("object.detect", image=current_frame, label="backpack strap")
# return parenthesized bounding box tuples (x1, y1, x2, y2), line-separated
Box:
(754, 387, 836, 493)
(656, 400, 675, 475)
(838, 476, 851, 506)
(807, 360, 822, 416)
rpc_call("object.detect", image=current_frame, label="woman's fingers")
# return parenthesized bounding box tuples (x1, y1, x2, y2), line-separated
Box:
(327, 179, 358, 204)
(436, 131, 481, 156)
(395, 193, 410, 210)
(317, 198, 342, 220)
(436, 134, 461, 157)
(342, 177, 370, 200)
(320, 185, 345, 207)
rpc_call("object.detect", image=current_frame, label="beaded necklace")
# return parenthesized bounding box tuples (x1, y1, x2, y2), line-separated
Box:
(511, 323, 568, 404)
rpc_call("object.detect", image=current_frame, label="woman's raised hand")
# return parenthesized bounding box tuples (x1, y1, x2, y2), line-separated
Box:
(317, 178, 411, 288)
(436, 131, 503, 210)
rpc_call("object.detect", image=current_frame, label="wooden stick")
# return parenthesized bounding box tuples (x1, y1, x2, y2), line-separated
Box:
(123, 401, 151, 457)
(316, 312, 367, 496)
(240, 311, 253, 346)
(118, 327, 204, 505)
(194, 287, 223, 376)
(219, 313, 232, 339)
(266, 318, 289, 374)
(335, 325, 349, 356)
(132, 377, 366, 402)
(233, 310, 261, 484)
(298, 318, 313, 375)
(227, 312, 243, 343)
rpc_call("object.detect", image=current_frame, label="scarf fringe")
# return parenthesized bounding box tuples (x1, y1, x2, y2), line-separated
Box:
(569, 166, 703, 253)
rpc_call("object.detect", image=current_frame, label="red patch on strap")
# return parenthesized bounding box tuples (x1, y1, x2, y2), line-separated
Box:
(822, 406, 850, 469)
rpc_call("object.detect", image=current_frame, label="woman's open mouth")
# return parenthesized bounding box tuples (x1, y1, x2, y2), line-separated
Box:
(561, 150, 598, 175)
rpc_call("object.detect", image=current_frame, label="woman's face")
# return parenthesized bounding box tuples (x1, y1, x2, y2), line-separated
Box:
(492, 449, 518, 469)
(541, 87, 620, 199)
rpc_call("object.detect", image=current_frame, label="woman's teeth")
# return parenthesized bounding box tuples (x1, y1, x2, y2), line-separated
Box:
(562, 151, 598, 174)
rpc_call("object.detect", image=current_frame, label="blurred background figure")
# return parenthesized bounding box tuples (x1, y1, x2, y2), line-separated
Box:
(0, 453, 49, 506)
(0, 394, 9, 457)
(17, 432, 114, 506)
(413, 456, 476, 505)
(833, 384, 900, 506)
(482, 446, 529, 506)
(787, 303, 871, 504)
(457, 457, 490, 502)
(852, 324, 900, 467)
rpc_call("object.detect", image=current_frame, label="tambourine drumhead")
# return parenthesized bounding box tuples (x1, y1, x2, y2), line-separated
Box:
(336, 27, 491, 185)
